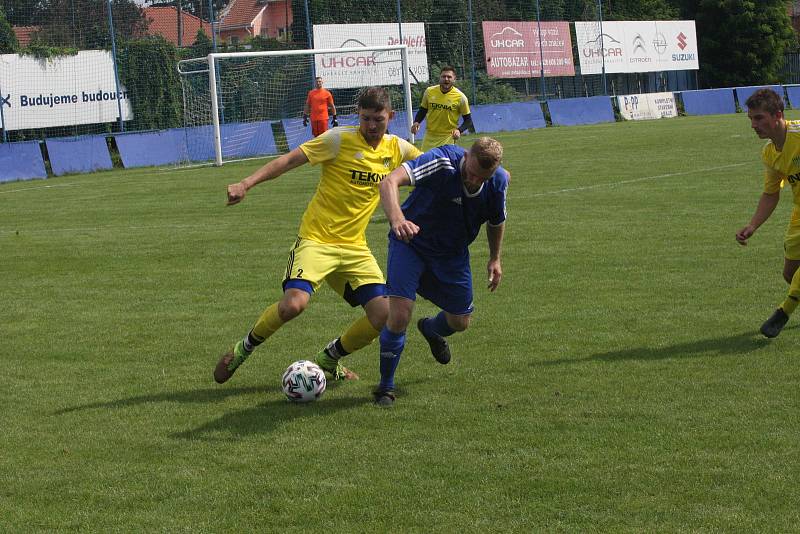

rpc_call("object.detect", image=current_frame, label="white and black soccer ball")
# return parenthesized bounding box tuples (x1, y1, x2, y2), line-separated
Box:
(281, 360, 326, 402)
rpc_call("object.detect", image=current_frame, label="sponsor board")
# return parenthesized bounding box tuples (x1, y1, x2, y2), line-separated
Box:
(617, 92, 677, 120)
(312, 23, 429, 89)
(575, 20, 698, 74)
(0, 50, 133, 131)
(482, 21, 574, 78)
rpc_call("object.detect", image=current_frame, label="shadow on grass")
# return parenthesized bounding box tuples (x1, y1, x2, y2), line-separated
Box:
(534, 328, 792, 366)
(54, 379, 420, 440)
(53, 385, 271, 415)
(169, 395, 375, 440)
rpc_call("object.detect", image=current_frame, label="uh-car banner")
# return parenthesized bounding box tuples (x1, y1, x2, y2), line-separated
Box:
(575, 20, 698, 75)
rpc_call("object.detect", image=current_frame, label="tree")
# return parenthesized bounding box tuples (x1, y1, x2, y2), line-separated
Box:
(671, 0, 797, 87)
(603, 0, 679, 20)
(185, 27, 213, 58)
(37, 0, 148, 50)
(0, 7, 19, 54)
(1, 0, 48, 26)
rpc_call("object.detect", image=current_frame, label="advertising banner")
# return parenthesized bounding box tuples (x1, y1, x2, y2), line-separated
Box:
(312, 23, 429, 89)
(617, 92, 677, 120)
(482, 21, 574, 78)
(0, 50, 133, 131)
(575, 20, 698, 74)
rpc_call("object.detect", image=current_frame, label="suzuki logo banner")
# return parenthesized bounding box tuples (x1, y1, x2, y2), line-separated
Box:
(312, 23, 429, 89)
(482, 21, 575, 78)
(0, 50, 133, 131)
(575, 20, 698, 74)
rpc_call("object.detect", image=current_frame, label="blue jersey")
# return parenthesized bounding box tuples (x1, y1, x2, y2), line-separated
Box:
(395, 144, 508, 257)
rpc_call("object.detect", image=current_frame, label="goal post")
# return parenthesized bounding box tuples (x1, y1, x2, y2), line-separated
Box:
(178, 45, 415, 166)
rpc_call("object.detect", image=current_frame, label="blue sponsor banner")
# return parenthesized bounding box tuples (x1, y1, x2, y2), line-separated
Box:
(547, 96, 615, 126)
(0, 141, 47, 182)
(679, 88, 735, 116)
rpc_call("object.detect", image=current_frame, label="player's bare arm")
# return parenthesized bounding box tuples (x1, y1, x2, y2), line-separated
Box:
(226, 148, 309, 206)
(487, 223, 504, 291)
(736, 191, 780, 245)
(379, 166, 418, 242)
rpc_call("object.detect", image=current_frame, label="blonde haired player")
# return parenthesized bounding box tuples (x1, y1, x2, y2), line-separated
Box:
(373, 137, 508, 406)
(410, 66, 474, 151)
(737, 88, 800, 338)
(216, 87, 422, 383)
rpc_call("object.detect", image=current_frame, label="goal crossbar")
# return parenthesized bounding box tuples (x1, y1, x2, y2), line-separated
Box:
(179, 45, 414, 166)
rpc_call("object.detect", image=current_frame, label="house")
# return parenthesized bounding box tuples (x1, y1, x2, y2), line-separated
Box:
(218, 0, 293, 45)
(143, 6, 212, 47)
(12, 26, 40, 48)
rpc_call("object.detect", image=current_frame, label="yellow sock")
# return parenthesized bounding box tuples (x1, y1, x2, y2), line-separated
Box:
(781, 296, 799, 315)
(251, 302, 285, 341)
(340, 315, 380, 354)
(783, 269, 800, 315)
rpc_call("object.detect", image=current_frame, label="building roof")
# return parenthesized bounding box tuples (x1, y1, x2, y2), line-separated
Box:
(12, 26, 40, 48)
(219, 0, 268, 31)
(143, 6, 212, 46)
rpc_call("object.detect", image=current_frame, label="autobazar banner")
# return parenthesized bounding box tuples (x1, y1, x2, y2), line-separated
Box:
(482, 21, 575, 78)
(312, 23, 429, 89)
(575, 20, 698, 74)
(617, 92, 677, 120)
(0, 50, 132, 131)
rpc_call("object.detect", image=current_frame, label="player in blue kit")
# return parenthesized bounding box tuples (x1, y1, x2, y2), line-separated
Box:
(373, 137, 509, 406)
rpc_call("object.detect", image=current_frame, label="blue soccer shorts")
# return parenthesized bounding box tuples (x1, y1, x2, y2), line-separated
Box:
(386, 237, 474, 315)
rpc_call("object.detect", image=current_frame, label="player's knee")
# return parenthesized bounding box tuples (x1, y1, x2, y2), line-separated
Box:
(365, 297, 389, 330)
(448, 314, 471, 332)
(386, 312, 410, 333)
(278, 296, 307, 321)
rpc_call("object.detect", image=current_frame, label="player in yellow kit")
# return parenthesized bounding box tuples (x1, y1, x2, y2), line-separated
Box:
(410, 66, 474, 151)
(215, 87, 422, 383)
(736, 88, 800, 338)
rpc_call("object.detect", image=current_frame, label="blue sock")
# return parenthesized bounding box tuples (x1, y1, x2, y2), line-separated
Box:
(427, 311, 455, 337)
(378, 327, 406, 391)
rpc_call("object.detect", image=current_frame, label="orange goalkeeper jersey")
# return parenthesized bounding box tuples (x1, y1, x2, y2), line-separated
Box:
(306, 88, 334, 121)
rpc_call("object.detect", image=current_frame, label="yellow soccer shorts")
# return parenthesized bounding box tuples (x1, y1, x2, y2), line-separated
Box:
(785, 219, 800, 260)
(421, 131, 456, 151)
(283, 237, 385, 301)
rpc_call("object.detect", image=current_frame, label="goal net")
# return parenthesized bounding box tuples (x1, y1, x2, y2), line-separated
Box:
(178, 45, 414, 166)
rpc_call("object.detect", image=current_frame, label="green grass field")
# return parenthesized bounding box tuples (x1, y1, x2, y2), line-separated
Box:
(3, 114, 800, 532)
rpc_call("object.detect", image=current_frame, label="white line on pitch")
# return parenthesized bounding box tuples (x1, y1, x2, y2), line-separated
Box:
(527, 163, 748, 197)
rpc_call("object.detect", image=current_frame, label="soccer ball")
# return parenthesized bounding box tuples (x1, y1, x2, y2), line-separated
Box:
(281, 360, 326, 402)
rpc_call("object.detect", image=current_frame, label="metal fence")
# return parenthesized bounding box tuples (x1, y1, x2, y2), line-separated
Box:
(1, 0, 706, 143)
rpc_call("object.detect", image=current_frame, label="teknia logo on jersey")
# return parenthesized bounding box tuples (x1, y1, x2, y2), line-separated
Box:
(430, 102, 458, 112)
(787, 172, 800, 184)
(349, 169, 387, 185)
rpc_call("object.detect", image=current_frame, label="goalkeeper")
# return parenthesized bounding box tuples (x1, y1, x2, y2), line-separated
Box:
(410, 66, 474, 150)
(303, 76, 337, 137)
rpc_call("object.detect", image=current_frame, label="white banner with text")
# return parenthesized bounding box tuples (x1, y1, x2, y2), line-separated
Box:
(0, 50, 133, 131)
(312, 23, 429, 89)
(617, 92, 677, 120)
(574, 20, 698, 75)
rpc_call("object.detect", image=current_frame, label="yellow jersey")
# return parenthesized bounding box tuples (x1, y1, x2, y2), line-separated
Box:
(420, 85, 470, 136)
(298, 126, 422, 246)
(762, 120, 800, 222)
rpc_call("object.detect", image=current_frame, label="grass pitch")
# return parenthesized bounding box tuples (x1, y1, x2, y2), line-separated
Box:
(2, 113, 799, 532)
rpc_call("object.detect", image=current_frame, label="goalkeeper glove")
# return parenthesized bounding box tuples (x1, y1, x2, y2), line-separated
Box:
(331, 115, 338, 127)
(302, 113, 309, 127)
